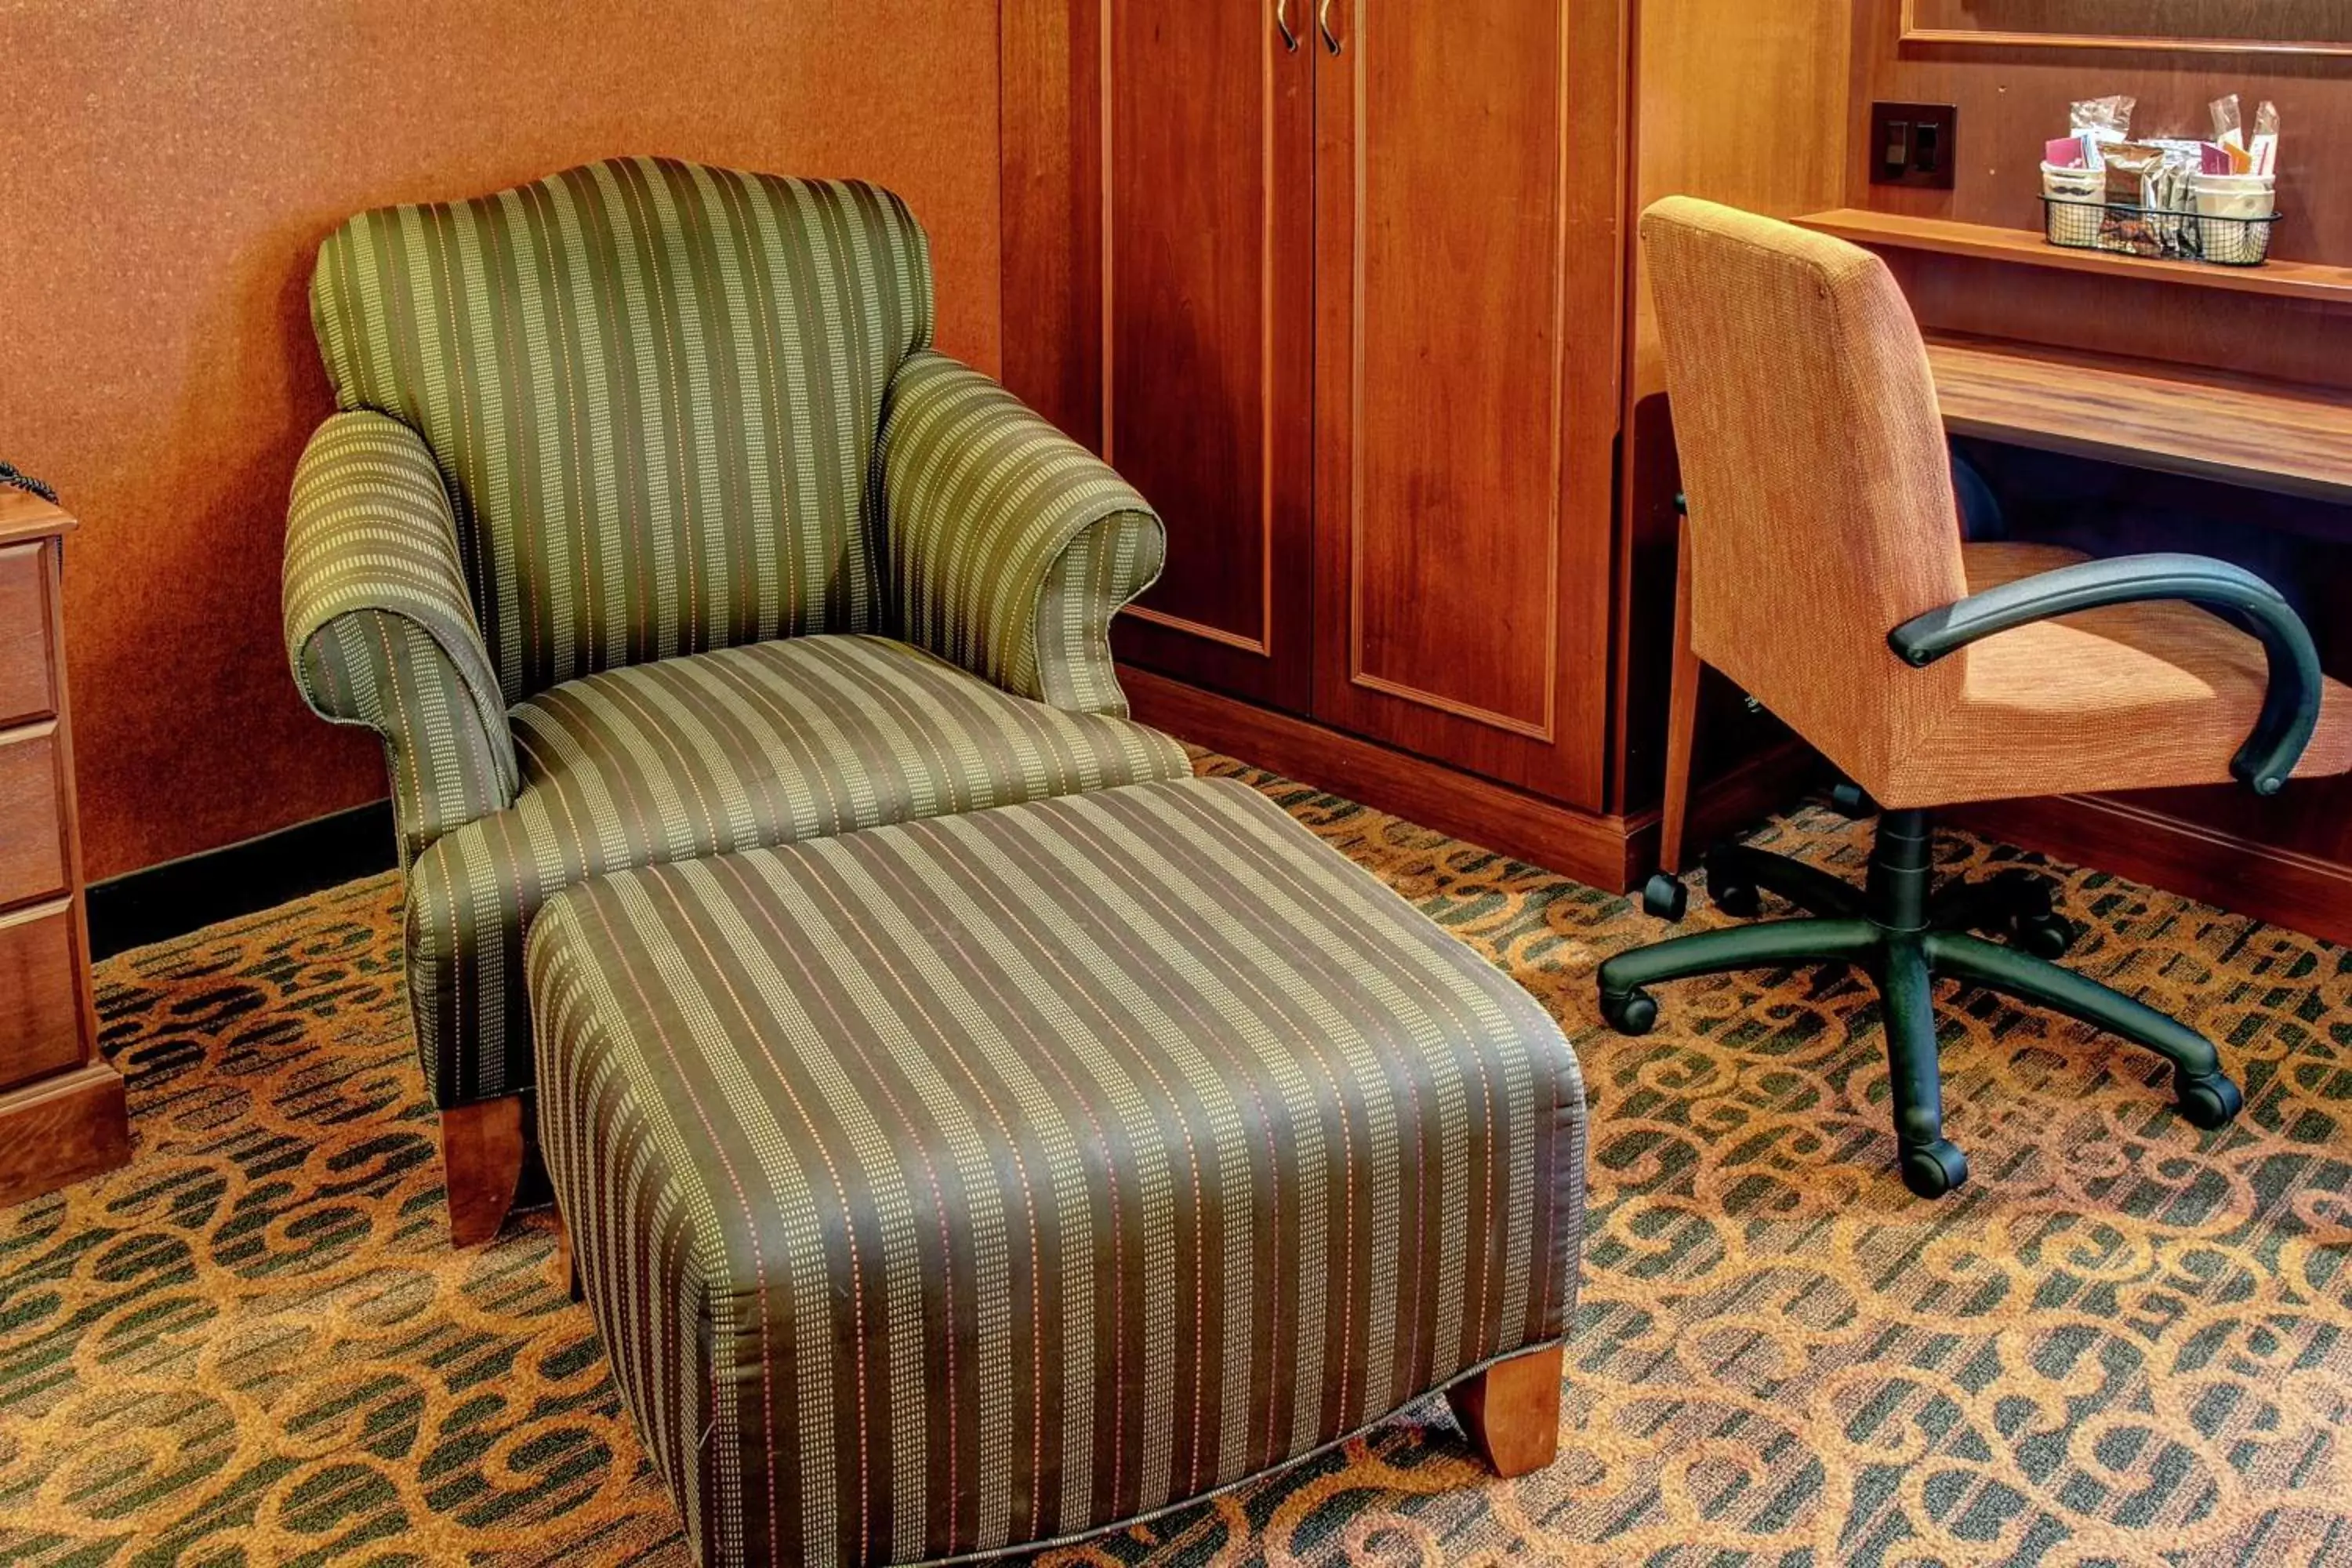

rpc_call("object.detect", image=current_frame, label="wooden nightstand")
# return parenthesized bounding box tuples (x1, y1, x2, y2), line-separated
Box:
(0, 489, 127, 1207)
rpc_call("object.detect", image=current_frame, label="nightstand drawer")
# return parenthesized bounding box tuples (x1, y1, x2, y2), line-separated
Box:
(0, 728, 66, 909)
(0, 543, 54, 729)
(0, 901, 83, 1094)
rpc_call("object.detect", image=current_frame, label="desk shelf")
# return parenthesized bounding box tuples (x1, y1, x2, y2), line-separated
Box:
(1798, 209, 2352, 309)
(1924, 334, 2352, 507)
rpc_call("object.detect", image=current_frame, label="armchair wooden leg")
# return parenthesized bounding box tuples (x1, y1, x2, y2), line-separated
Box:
(1446, 1343, 1564, 1479)
(440, 1096, 524, 1247)
(551, 1211, 583, 1302)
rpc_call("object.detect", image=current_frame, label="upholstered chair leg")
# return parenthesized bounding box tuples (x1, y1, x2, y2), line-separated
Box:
(440, 1096, 525, 1247)
(1446, 1344, 1565, 1479)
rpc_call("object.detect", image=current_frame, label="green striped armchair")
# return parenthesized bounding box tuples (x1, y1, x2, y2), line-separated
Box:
(283, 158, 1189, 1243)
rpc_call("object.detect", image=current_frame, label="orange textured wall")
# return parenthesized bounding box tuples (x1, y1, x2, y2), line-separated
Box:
(0, 2, 1004, 880)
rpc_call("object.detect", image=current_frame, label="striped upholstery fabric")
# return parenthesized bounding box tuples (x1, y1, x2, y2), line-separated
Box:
(528, 778, 1587, 1568)
(311, 158, 933, 706)
(409, 636, 1189, 1106)
(882, 351, 1164, 718)
(287, 158, 1181, 1116)
(285, 411, 521, 867)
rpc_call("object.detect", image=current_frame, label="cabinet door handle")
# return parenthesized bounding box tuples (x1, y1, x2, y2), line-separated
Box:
(1317, 0, 1344, 53)
(1274, 0, 1301, 52)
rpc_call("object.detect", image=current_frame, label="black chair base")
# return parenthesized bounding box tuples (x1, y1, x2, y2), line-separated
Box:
(1600, 809, 2245, 1199)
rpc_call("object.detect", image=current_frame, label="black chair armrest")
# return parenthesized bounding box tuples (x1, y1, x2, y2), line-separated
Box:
(1887, 553, 2324, 796)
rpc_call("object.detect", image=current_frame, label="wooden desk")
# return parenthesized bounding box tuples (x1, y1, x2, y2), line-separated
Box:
(1924, 335, 2352, 507)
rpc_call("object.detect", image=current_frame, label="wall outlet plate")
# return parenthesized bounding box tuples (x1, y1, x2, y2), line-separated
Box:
(1871, 102, 1958, 190)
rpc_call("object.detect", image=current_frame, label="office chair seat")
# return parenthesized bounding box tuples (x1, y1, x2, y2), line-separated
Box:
(1874, 542, 2352, 809)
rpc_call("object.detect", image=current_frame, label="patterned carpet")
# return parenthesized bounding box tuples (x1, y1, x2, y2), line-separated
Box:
(4, 752, 2350, 1566)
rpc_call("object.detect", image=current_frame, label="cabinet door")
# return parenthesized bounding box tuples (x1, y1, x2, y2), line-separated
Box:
(1308, 0, 1622, 807)
(1102, 1, 1316, 712)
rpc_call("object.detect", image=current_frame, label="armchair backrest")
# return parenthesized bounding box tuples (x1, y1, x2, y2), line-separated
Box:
(310, 157, 935, 705)
(1639, 197, 1970, 789)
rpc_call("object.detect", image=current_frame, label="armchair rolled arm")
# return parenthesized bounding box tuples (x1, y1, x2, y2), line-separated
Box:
(1888, 553, 2324, 796)
(285, 412, 520, 864)
(880, 350, 1166, 717)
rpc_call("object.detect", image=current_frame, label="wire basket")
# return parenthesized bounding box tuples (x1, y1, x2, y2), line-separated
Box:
(2042, 196, 2280, 268)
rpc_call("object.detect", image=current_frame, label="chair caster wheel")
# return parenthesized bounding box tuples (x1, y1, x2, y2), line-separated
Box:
(2011, 913, 2075, 960)
(1900, 1140, 1969, 1199)
(1708, 877, 1761, 920)
(1701, 850, 1762, 917)
(1828, 782, 1875, 818)
(1601, 988, 1659, 1036)
(2175, 1072, 2243, 1131)
(1642, 873, 1689, 922)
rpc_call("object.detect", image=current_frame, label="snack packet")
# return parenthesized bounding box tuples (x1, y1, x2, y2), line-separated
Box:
(2100, 143, 2166, 254)
(2210, 93, 2244, 151)
(2251, 100, 2280, 177)
(2208, 94, 2253, 172)
(2071, 95, 2136, 169)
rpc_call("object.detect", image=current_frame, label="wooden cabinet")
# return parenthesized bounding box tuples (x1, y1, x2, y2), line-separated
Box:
(1307, 0, 1621, 807)
(1014, 0, 1623, 800)
(1100, 1, 1316, 712)
(0, 492, 128, 1210)
(1003, 0, 1844, 888)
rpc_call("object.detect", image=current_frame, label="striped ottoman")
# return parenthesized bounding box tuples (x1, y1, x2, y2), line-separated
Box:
(527, 777, 1587, 1567)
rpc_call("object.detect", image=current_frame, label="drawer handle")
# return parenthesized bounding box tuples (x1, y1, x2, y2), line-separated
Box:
(1318, 0, 1344, 53)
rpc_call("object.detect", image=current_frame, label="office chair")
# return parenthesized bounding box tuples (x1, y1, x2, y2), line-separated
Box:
(1601, 198, 2352, 1199)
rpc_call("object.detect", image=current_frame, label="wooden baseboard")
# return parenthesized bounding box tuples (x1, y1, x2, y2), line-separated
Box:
(87, 799, 397, 959)
(0, 1062, 129, 1209)
(1124, 670, 1820, 893)
(1955, 793, 2352, 946)
(1126, 668, 1644, 888)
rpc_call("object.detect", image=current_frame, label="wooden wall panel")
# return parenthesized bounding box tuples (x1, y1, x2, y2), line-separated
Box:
(1002, 0, 1103, 450)
(0, 0, 1004, 880)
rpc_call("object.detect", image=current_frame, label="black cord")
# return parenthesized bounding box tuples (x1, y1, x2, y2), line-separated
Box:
(0, 463, 56, 505)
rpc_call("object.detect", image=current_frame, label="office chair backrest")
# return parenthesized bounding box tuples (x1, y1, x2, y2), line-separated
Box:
(310, 158, 936, 706)
(1640, 197, 1970, 788)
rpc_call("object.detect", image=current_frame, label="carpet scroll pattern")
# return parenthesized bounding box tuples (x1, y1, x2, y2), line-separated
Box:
(1, 752, 2349, 1566)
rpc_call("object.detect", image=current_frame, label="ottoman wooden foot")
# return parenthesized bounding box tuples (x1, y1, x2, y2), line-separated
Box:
(1446, 1344, 1564, 1479)
(440, 1096, 524, 1247)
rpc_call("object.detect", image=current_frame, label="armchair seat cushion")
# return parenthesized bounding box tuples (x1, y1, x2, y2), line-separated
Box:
(405, 634, 1189, 1105)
